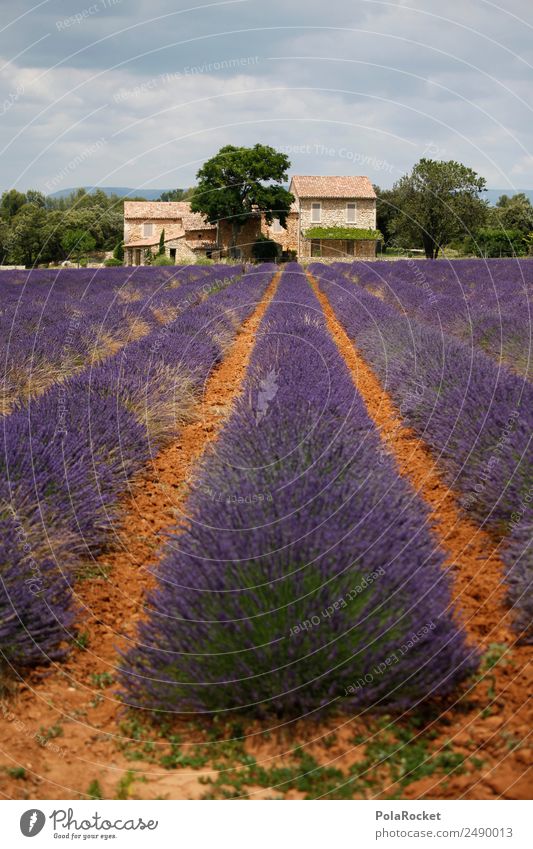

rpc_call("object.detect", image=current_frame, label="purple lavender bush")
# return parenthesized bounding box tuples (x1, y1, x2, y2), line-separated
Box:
(339, 258, 532, 380)
(120, 265, 477, 718)
(0, 265, 275, 669)
(313, 262, 532, 642)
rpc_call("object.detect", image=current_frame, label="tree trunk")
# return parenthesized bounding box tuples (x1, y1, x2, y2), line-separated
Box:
(422, 233, 437, 259)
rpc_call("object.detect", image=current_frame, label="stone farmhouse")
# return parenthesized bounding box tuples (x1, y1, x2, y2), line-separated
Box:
(123, 175, 378, 264)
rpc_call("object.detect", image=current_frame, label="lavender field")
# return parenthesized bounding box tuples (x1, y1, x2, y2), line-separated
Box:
(0, 260, 531, 800)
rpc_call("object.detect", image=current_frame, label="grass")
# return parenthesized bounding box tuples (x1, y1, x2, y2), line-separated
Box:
(37, 724, 63, 746)
(91, 671, 114, 689)
(116, 770, 137, 800)
(87, 779, 103, 799)
(73, 631, 90, 650)
(112, 709, 479, 800)
(5, 766, 26, 779)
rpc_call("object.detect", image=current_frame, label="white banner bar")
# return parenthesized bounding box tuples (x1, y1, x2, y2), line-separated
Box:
(3, 799, 531, 848)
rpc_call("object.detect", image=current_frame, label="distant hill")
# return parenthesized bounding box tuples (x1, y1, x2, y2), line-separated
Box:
(48, 186, 176, 200)
(482, 189, 533, 206)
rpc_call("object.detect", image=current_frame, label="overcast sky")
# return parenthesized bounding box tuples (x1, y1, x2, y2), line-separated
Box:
(1, 0, 532, 193)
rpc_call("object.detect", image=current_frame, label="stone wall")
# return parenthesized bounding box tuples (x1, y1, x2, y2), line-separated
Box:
(355, 240, 378, 259)
(261, 212, 299, 253)
(218, 217, 262, 258)
(298, 197, 376, 232)
(124, 218, 184, 244)
(164, 237, 197, 263)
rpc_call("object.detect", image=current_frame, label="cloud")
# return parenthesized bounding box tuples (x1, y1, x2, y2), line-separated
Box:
(1, 0, 532, 191)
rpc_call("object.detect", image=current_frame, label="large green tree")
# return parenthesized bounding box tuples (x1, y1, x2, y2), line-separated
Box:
(9, 203, 48, 267)
(159, 187, 195, 202)
(190, 144, 294, 255)
(494, 193, 533, 234)
(61, 228, 96, 266)
(0, 218, 10, 263)
(1, 189, 27, 221)
(392, 159, 487, 258)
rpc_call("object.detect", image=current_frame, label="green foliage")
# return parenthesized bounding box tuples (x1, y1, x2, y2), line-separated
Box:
(494, 193, 533, 234)
(8, 204, 49, 267)
(0, 186, 124, 265)
(115, 770, 136, 800)
(0, 218, 10, 263)
(91, 671, 114, 689)
(153, 254, 175, 266)
(191, 144, 294, 253)
(104, 257, 123, 266)
(73, 630, 90, 650)
(5, 766, 26, 779)
(1, 189, 27, 221)
(388, 159, 488, 258)
(251, 235, 281, 261)
(61, 228, 96, 266)
(304, 226, 383, 240)
(465, 228, 527, 257)
(159, 187, 195, 202)
(87, 779, 103, 799)
(158, 229, 165, 255)
(113, 240, 124, 261)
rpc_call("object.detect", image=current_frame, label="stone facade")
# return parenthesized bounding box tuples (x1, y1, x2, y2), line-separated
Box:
(297, 197, 376, 235)
(289, 176, 377, 259)
(124, 201, 217, 265)
(261, 210, 299, 253)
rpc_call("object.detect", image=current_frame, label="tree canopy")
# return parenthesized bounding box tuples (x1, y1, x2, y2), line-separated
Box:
(190, 144, 294, 253)
(383, 159, 488, 258)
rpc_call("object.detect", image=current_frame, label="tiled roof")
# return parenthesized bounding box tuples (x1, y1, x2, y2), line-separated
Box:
(124, 201, 216, 230)
(290, 175, 376, 199)
(181, 213, 216, 231)
(124, 201, 189, 219)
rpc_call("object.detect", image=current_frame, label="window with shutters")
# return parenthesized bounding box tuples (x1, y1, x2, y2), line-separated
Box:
(346, 203, 357, 223)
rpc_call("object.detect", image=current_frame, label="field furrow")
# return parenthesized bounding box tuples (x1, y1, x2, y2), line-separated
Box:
(0, 265, 275, 671)
(312, 263, 532, 643)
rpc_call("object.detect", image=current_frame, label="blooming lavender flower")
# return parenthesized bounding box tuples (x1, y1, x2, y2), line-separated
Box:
(121, 265, 476, 718)
(0, 265, 276, 668)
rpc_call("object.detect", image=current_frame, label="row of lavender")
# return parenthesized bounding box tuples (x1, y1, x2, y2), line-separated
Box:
(0, 265, 228, 414)
(121, 265, 476, 718)
(0, 265, 275, 671)
(312, 263, 532, 642)
(338, 259, 532, 379)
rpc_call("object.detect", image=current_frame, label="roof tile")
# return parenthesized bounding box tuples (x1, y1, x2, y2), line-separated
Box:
(290, 175, 376, 199)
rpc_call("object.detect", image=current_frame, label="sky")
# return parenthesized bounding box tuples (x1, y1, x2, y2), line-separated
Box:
(1, 0, 532, 193)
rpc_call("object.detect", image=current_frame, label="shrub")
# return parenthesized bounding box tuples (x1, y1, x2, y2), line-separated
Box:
(252, 235, 281, 262)
(113, 241, 124, 261)
(465, 228, 527, 257)
(153, 255, 174, 266)
(104, 257, 123, 267)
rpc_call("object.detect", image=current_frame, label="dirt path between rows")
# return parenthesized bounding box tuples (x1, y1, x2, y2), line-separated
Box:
(0, 272, 281, 801)
(309, 273, 531, 801)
